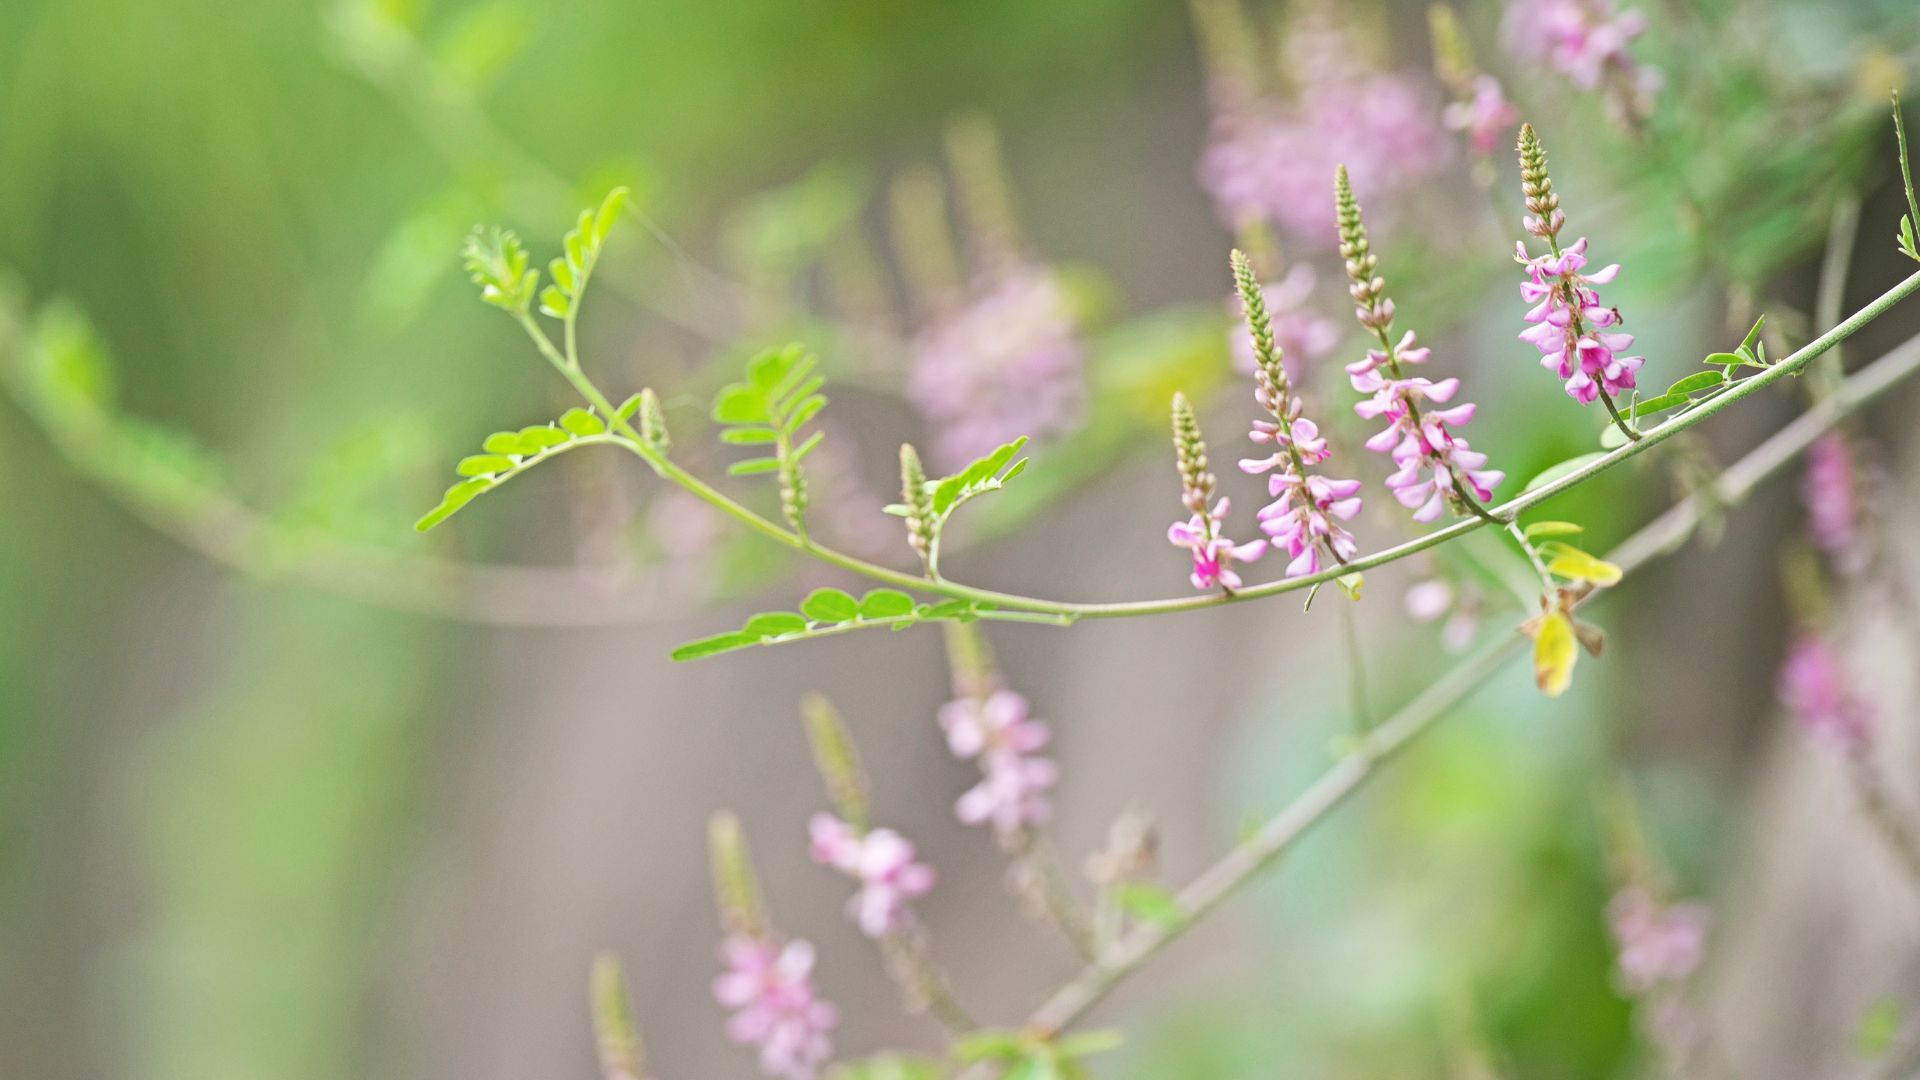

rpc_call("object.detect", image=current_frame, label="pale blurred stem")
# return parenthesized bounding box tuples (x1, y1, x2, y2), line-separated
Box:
(1814, 192, 1862, 397)
(1846, 755, 1920, 895)
(882, 929, 977, 1035)
(1011, 830, 1099, 961)
(1016, 327, 1920, 1037)
(525, 269, 1920, 623)
(1337, 600, 1373, 735)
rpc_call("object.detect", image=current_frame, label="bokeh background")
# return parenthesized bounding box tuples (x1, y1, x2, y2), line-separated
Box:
(4, 0, 1920, 1077)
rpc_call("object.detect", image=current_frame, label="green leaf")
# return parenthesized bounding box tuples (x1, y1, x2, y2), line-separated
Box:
(800, 587, 859, 623)
(1544, 545, 1623, 586)
(784, 393, 828, 433)
(1665, 370, 1725, 396)
(1523, 451, 1608, 493)
(719, 427, 779, 445)
(456, 453, 512, 476)
(1054, 1031, 1124, 1059)
(727, 457, 782, 476)
(518, 425, 569, 451)
(671, 632, 761, 662)
(1628, 392, 1690, 418)
(1739, 314, 1767, 356)
(482, 431, 524, 455)
(792, 430, 825, 461)
(712, 384, 770, 425)
(858, 589, 915, 619)
(559, 407, 606, 436)
(1523, 520, 1584, 540)
(951, 1031, 1030, 1064)
(1111, 881, 1185, 927)
(537, 285, 571, 319)
(1858, 997, 1902, 1057)
(743, 612, 808, 639)
(1600, 423, 1631, 449)
(615, 392, 644, 422)
(414, 476, 494, 531)
(461, 227, 538, 314)
(921, 599, 974, 620)
(1703, 351, 1754, 368)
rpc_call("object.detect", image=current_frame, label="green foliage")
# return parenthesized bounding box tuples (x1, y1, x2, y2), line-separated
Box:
(712, 344, 828, 533)
(1521, 520, 1584, 540)
(825, 1056, 946, 1080)
(538, 188, 631, 321)
(952, 1028, 1121, 1080)
(671, 588, 998, 661)
(461, 227, 539, 315)
(883, 437, 1030, 568)
(414, 411, 618, 531)
(1110, 881, 1185, 928)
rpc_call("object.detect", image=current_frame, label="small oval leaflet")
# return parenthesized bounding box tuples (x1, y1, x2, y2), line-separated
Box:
(800, 587, 860, 623)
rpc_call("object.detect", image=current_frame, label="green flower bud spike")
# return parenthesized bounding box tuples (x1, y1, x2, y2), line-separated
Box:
(802, 693, 870, 829)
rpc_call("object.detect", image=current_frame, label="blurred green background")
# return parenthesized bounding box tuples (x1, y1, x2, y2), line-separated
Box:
(4, 0, 1920, 1078)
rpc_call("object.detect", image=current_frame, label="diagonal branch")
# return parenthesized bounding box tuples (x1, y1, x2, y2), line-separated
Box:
(1019, 327, 1920, 1037)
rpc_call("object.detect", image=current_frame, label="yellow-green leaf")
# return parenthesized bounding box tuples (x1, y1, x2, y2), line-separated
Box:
(1533, 612, 1577, 697)
(1546, 547, 1623, 586)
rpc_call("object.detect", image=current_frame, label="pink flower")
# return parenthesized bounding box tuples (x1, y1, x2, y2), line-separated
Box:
(1506, 0, 1660, 122)
(1778, 634, 1875, 757)
(713, 935, 839, 1080)
(1346, 335, 1504, 522)
(1606, 885, 1709, 994)
(938, 690, 1057, 842)
(908, 266, 1085, 468)
(1802, 433, 1868, 574)
(1517, 237, 1644, 404)
(1443, 75, 1521, 155)
(1168, 496, 1269, 590)
(807, 815, 936, 938)
(1225, 266, 1341, 376)
(1240, 418, 1363, 577)
(1404, 578, 1481, 651)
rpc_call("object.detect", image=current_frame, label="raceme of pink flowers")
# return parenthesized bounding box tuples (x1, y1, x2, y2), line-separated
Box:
(807, 814, 936, 938)
(1169, 497, 1269, 589)
(713, 934, 839, 1080)
(1226, 266, 1342, 376)
(907, 265, 1085, 468)
(1777, 633, 1875, 757)
(1201, 83, 1450, 246)
(1241, 418, 1363, 577)
(938, 689, 1057, 840)
(1517, 238, 1644, 405)
(1606, 885, 1710, 994)
(1801, 432, 1868, 574)
(1443, 74, 1521, 155)
(1348, 333, 1504, 521)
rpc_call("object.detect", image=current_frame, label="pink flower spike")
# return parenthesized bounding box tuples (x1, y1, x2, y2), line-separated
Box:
(1777, 634, 1875, 757)
(714, 935, 838, 1080)
(939, 689, 1058, 844)
(1607, 885, 1710, 994)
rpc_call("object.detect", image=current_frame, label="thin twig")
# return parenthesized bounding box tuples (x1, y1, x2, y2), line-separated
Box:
(1018, 327, 1920, 1037)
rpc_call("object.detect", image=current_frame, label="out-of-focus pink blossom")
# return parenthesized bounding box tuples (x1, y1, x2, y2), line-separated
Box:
(1778, 633, 1875, 757)
(1606, 885, 1709, 993)
(1443, 75, 1521, 155)
(1404, 578, 1481, 651)
(938, 690, 1057, 842)
(1169, 496, 1269, 589)
(1801, 433, 1869, 574)
(807, 815, 936, 938)
(1226, 266, 1342, 376)
(1517, 238, 1643, 404)
(1506, 0, 1661, 122)
(1201, 61, 1451, 247)
(713, 935, 838, 1080)
(908, 266, 1085, 468)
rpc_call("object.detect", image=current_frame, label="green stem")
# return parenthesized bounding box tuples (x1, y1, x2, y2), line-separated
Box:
(1598, 387, 1642, 443)
(539, 269, 1920, 623)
